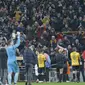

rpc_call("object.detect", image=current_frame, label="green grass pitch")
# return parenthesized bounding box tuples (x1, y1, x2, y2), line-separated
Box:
(18, 82, 85, 85)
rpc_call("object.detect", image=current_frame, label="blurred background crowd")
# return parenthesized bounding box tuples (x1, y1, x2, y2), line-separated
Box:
(0, 0, 85, 48)
(0, 0, 85, 62)
(0, 0, 85, 82)
(0, 0, 85, 60)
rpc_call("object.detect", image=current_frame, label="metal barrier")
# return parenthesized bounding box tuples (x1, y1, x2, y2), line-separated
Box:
(49, 68, 57, 82)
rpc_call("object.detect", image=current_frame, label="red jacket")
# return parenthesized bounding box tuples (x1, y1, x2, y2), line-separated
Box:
(82, 50, 85, 59)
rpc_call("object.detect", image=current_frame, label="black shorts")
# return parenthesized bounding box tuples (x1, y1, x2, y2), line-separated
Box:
(38, 67, 45, 74)
(72, 66, 80, 71)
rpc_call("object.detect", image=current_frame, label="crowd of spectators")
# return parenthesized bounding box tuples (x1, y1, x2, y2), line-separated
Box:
(0, 0, 85, 64)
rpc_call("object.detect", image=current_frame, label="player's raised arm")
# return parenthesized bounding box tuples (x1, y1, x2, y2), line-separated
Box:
(13, 32, 20, 49)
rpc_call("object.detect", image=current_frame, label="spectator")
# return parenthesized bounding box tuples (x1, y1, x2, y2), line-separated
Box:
(50, 36, 57, 49)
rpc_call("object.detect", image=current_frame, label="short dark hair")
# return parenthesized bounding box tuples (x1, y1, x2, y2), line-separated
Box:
(72, 47, 77, 51)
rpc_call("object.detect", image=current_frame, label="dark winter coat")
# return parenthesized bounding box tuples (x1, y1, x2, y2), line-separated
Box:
(23, 48, 37, 65)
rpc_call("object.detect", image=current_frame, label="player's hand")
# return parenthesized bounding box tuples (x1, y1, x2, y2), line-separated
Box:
(17, 32, 20, 36)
